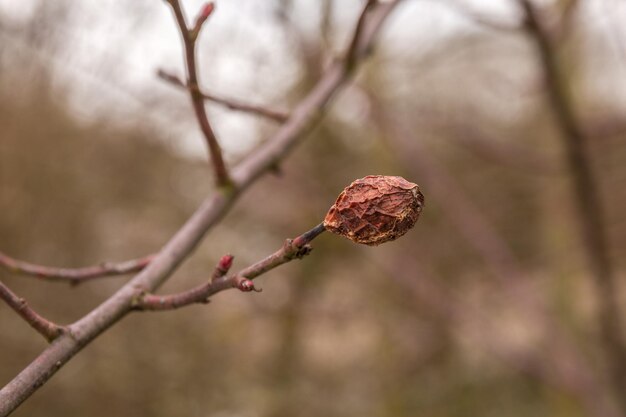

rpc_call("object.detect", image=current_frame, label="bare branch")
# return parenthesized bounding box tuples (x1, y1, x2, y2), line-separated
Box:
(0, 281, 65, 342)
(166, 0, 230, 185)
(232, 1, 400, 189)
(0, 2, 403, 414)
(0, 251, 154, 284)
(190, 2, 215, 39)
(345, 0, 377, 69)
(135, 224, 325, 311)
(157, 69, 289, 123)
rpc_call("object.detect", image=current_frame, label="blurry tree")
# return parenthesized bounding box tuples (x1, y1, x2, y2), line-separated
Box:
(1, 1, 625, 417)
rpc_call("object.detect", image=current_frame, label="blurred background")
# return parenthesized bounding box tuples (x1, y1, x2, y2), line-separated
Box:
(1, 0, 625, 416)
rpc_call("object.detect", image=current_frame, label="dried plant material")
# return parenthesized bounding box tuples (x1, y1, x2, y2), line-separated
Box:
(324, 175, 424, 246)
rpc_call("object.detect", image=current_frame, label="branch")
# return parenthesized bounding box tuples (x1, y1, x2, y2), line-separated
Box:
(345, 0, 377, 70)
(519, 0, 626, 408)
(0, 251, 154, 284)
(135, 224, 325, 311)
(157, 69, 289, 123)
(166, 0, 230, 185)
(0, 281, 65, 342)
(0, 1, 402, 414)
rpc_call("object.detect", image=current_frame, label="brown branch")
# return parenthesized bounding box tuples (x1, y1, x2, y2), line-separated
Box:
(345, 0, 377, 70)
(135, 224, 325, 311)
(0, 251, 154, 284)
(0, 281, 65, 342)
(157, 69, 289, 123)
(0, 1, 402, 414)
(166, 0, 230, 185)
(519, 0, 626, 407)
(135, 253, 234, 310)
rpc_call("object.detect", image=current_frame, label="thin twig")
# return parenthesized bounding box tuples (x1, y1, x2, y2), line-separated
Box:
(0, 2, 402, 414)
(167, 0, 230, 185)
(519, 0, 626, 407)
(0, 281, 65, 342)
(135, 224, 325, 311)
(157, 69, 289, 123)
(0, 251, 154, 284)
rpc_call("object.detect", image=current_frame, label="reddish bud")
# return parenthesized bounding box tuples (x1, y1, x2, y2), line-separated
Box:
(323, 175, 424, 246)
(237, 279, 262, 293)
(218, 254, 234, 272)
(198, 2, 215, 21)
(191, 2, 215, 38)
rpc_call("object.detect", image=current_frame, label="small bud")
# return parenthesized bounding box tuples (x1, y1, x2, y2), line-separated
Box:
(218, 254, 234, 272)
(191, 2, 216, 40)
(323, 175, 424, 246)
(199, 2, 215, 19)
(237, 279, 262, 292)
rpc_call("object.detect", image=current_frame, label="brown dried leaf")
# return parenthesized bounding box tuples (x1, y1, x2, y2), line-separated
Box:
(323, 175, 424, 246)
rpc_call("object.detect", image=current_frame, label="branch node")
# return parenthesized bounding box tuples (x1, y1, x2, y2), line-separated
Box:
(157, 69, 289, 123)
(0, 281, 67, 342)
(236, 278, 262, 293)
(166, 0, 230, 186)
(294, 244, 313, 259)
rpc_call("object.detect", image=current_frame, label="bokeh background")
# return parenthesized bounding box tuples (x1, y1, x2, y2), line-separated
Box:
(1, 0, 626, 416)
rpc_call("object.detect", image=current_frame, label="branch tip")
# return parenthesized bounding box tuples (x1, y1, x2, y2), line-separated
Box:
(211, 254, 234, 282)
(157, 69, 185, 87)
(191, 2, 216, 40)
(0, 281, 66, 342)
(218, 254, 234, 272)
(198, 2, 215, 22)
(0, 250, 155, 283)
